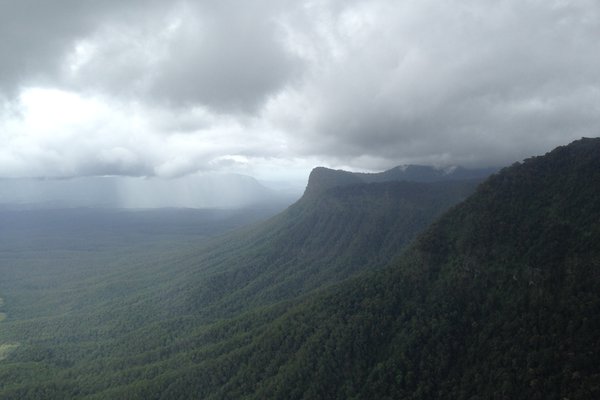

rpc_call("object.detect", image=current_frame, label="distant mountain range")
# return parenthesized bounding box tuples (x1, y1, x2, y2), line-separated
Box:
(0, 165, 495, 209)
(0, 173, 292, 209)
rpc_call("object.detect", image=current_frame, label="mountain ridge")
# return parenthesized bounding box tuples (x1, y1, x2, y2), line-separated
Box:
(1, 139, 598, 399)
(0, 160, 486, 400)
(304, 164, 496, 196)
(208, 137, 600, 399)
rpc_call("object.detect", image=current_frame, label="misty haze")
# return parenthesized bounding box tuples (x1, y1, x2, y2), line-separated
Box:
(0, 174, 299, 209)
(1, 1, 599, 399)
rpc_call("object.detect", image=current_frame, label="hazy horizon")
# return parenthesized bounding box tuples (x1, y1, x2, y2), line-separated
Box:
(0, 162, 499, 209)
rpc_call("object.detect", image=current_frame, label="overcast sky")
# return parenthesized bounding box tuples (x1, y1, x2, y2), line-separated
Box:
(1, 0, 599, 182)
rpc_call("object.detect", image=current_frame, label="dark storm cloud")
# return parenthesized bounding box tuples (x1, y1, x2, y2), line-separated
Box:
(0, 0, 162, 94)
(0, 0, 81, 94)
(1, 0, 600, 179)
(269, 0, 600, 167)
(0, 0, 300, 112)
(61, 0, 303, 113)
(146, 2, 302, 112)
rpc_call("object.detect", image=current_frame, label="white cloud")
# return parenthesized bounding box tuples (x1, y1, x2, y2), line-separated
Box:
(0, 88, 298, 180)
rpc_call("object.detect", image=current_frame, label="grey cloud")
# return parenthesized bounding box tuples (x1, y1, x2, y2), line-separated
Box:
(59, 0, 302, 113)
(270, 0, 600, 168)
(0, 0, 85, 94)
(1, 0, 301, 113)
(146, 1, 302, 112)
(1, 0, 600, 181)
(0, 0, 164, 94)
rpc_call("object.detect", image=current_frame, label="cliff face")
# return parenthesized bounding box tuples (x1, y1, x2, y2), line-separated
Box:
(303, 164, 495, 196)
(302, 167, 363, 196)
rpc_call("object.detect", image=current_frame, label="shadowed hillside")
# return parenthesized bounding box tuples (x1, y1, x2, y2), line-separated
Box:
(203, 137, 600, 399)
(180, 178, 480, 317)
(0, 164, 483, 399)
(4, 138, 597, 398)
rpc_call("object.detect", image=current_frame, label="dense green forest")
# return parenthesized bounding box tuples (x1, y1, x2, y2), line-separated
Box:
(0, 167, 481, 398)
(204, 138, 600, 400)
(1, 139, 598, 398)
(124, 138, 597, 400)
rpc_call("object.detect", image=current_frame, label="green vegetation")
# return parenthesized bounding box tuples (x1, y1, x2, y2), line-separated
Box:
(0, 344, 19, 362)
(0, 138, 598, 399)
(0, 174, 476, 398)
(0, 296, 17, 363)
(199, 137, 600, 399)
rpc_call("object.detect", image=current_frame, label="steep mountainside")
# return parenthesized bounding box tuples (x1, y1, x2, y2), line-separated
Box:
(2, 139, 596, 399)
(181, 178, 480, 317)
(0, 167, 482, 398)
(43, 138, 596, 400)
(197, 137, 600, 399)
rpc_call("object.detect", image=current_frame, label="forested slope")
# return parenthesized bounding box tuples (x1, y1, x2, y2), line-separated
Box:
(0, 167, 481, 398)
(181, 178, 480, 317)
(3, 138, 597, 399)
(64, 137, 598, 399)
(26, 139, 594, 400)
(202, 137, 600, 399)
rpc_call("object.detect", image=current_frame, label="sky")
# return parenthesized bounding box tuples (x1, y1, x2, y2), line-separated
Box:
(1, 0, 599, 185)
